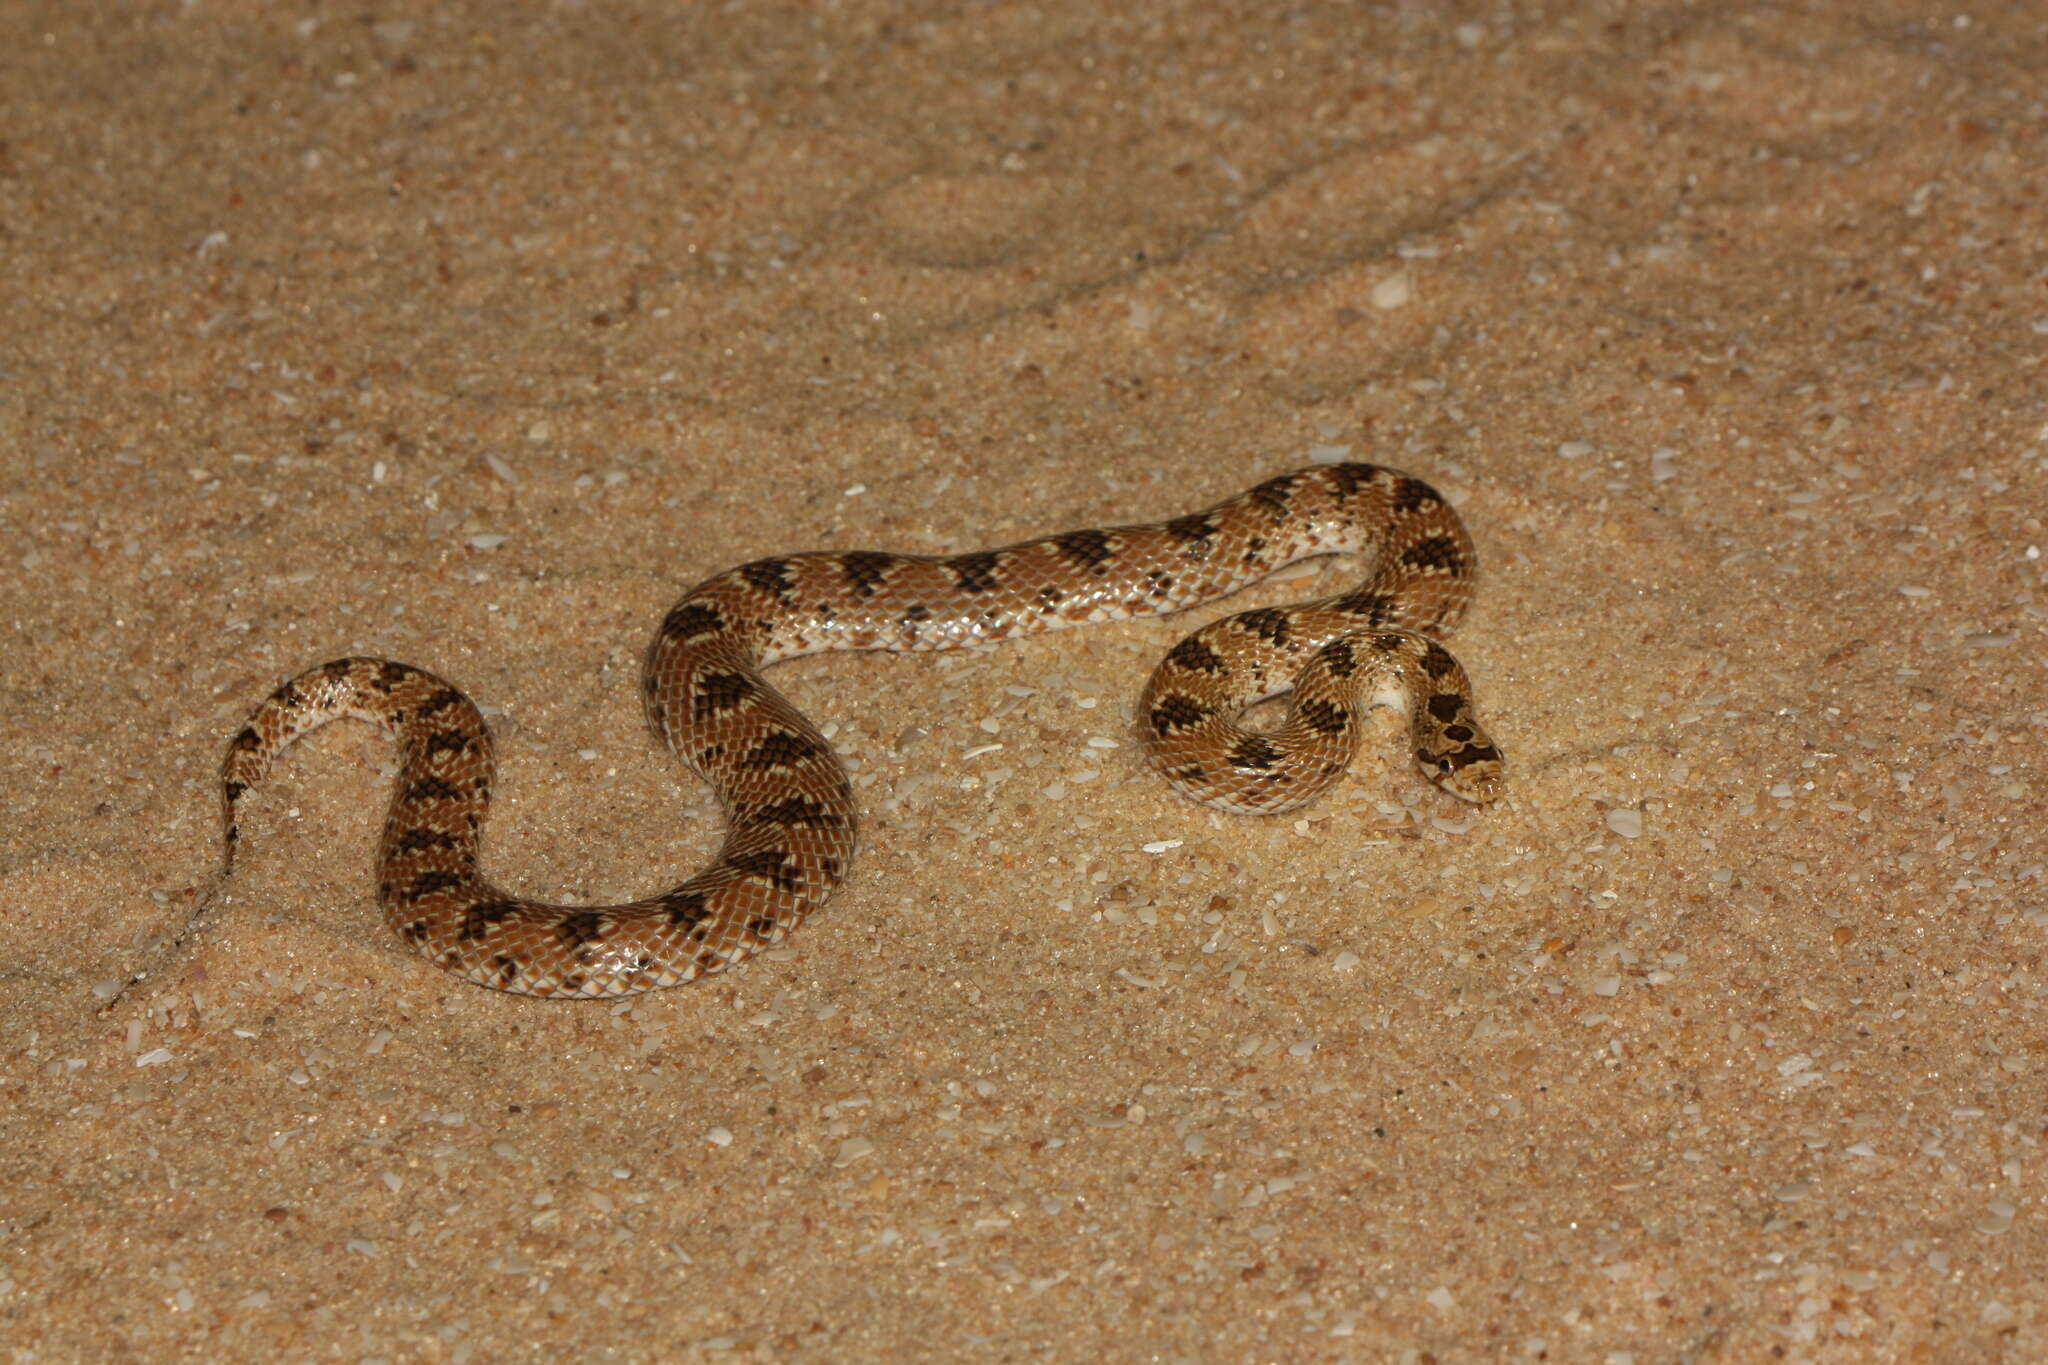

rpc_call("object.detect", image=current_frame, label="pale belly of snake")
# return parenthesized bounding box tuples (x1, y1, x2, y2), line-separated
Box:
(220, 462, 1503, 998)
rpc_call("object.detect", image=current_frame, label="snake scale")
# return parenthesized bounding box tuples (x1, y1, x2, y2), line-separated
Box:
(221, 462, 1503, 998)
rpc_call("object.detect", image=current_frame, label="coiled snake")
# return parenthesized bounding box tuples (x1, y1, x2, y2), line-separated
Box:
(221, 462, 1503, 998)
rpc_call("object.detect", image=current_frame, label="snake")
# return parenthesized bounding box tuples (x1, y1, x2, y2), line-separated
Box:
(219, 462, 1503, 999)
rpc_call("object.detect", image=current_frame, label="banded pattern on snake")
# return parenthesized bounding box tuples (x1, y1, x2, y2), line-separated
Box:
(221, 462, 1502, 998)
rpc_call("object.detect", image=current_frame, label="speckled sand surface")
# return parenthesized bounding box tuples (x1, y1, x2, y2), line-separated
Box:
(4, 2, 2046, 1360)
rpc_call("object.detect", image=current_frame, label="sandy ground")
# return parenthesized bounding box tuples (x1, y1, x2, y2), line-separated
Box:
(3, 1, 2045, 1360)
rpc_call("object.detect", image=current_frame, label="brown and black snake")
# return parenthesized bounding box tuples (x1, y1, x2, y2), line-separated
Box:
(221, 463, 1503, 998)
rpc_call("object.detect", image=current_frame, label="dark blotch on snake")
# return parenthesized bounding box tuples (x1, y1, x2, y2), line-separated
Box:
(1401, 535, 1465, 576)
(1426, 693, 1467, 722)
(1332, 588, 1393, 621)
(946, 552, 1003, 593)
(1389, 476, 1441, 513)
(661, 890, 711, 931)
(391, 828, 458, 855)
(406, 869, 465, 899)
(459, 898, 523, 941)
(1164, 636, 1226, 674)
(727, 849, 803, 893)
(1150, 694, 1213, 736)
(746, 795, 844, 828)
(1228, 736, 1283, 770)
(839, 551, 896, 598)
(692, 671, 756, 719)
(1298, 698, 1349, 735)
(422, 730, 473, 760)
(415, 688, 467, 717)
(559, 912, 608, 947)
(738, 558, 798, 601)
(1319, 639, 1359, 677)
(1052, 529, 1115, 571)
(741, 731, 822, 770)
(1248, 474, 1298, 512)
(660, 601, 726, 641)
(1234, 608, 1290, 646)
(1326, 462, 1381, 496)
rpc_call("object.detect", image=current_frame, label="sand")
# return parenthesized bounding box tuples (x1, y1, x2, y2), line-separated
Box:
(3, 1, 2045, 1359)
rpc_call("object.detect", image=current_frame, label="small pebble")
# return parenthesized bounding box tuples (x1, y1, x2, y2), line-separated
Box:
(1604, 808, 1643, 838)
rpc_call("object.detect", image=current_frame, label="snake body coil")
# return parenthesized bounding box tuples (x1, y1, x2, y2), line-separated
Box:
(222, 463, 1502, 998)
